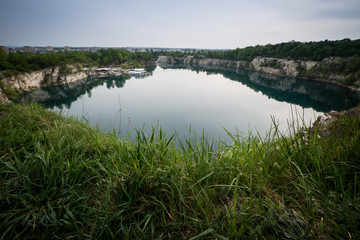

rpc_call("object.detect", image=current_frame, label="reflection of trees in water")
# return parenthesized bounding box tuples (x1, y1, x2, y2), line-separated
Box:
(217, 70, 359, 112)
(20, 66, 360, 113)
(19, 75, 131, 109)
(159, 64, 360, 112)
(146, 65, 157, 72)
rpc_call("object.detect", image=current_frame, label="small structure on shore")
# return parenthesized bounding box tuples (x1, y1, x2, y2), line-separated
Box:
(128, 68, 147, 75)
(24, 46, 32, 53)
(93, 67, 148, 77)
(95, 67, 122, 77)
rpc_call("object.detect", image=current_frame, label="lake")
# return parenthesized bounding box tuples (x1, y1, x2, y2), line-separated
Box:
(20, 66, 360, 143)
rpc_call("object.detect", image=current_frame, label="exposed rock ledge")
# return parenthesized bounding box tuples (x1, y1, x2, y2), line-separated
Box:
(0, 65, 96, 102)
(157, 55, 360, 92)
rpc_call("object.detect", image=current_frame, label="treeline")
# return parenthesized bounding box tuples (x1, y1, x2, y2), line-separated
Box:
(1, 39, 359, 76)
(0, 48, 155, 75)
(204, 39, 360, 61)
(160, 39, 360, 85)
(163, 39, 360, 62)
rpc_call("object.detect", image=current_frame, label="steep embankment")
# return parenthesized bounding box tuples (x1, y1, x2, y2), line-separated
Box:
(157, 55, 360, 92)
(0, 65, 95, 102)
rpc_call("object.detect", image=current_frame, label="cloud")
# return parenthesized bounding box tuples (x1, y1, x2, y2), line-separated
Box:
(1, 0, 359, 48)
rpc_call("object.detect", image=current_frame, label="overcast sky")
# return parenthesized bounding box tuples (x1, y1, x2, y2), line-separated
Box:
(1, 0, 359, 49)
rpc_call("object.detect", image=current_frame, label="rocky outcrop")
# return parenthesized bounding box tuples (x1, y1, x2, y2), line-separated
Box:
(18, 76, 128, 109)
(249, 57, 314, 77)
(157, 56, 360, 91)
(157, 55, 247, 71)
(0, 65, 96, 102)
(1, 65, 94, 93)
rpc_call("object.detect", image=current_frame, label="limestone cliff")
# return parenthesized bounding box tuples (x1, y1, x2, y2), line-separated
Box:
(157, 56, 360, 91)
(0, 65, 95, 102)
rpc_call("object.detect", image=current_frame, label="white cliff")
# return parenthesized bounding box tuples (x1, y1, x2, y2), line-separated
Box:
(0, 65, 97, 102)
(2, 65, 94, 93)
(157, 55, 359, 91)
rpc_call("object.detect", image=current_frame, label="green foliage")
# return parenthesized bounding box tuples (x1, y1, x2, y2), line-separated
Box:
(0, 49, 7, 62)
(345, 54, 360, 73)
(261, 59, 281, 68)
(76, 63, 83, 71)
(343, 71, 360, 85)
(161, 39, 360, 80)
(165, 39, 360, 63)
(0, 103, 359, 239)
(0, 49, 156, 75)
(0, 81, 19, 100)
(92, 48, 153, 67)
(0, 61, 15, 71)
(58, 64, 72, 74)
(268, 59, 280, 68)
(120, 63, 130, 69)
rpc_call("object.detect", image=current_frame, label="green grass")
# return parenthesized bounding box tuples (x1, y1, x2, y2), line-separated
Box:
(0, 103, 359, 239)
(0, 81, 19, 101)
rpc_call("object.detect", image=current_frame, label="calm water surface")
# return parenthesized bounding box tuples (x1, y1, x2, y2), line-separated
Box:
(20, 66, 360, 143)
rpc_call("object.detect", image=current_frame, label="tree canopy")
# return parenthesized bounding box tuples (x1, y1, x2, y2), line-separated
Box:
(0, 48, 154, 75)
(160, 39, 360, 62)
(201, 39, 360, 62)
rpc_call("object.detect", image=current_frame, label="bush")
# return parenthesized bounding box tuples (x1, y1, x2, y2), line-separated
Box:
(345, 55, 360, 74)
(268, 59, 280, 68)
(76, 63, 83, 71)
(0, 81, 19, 100)
(343, 73, 356, 85)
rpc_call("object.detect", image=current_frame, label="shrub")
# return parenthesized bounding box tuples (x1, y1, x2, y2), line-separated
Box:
(0, 81, 19, 100)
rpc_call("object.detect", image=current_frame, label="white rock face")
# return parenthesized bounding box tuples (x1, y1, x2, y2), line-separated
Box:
(249, 57, 299, 77)
(157, 55, 350, 86)
(2, 65, 91, 93)
(156, 55, 170, 63)
(304, 61, 318, 71)
(157, 56, 246, 69)
(6, 70, 45, 92)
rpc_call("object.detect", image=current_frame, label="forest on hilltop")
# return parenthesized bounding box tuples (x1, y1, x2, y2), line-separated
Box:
(0, 48, 154, 76)
(1, 39, 360, 78)
(161, 39, 360, 62)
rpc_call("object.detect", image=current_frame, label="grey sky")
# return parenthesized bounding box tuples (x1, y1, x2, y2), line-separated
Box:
(0, 0, 359, 49)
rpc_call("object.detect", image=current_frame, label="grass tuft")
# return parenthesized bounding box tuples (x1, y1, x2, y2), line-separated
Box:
(0, 103, 359, 239)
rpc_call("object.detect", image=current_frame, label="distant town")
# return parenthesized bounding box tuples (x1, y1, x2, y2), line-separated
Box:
(0, 45, 226, 54)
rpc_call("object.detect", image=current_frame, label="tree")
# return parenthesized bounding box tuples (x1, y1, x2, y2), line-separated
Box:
(0, 49, 7, 62)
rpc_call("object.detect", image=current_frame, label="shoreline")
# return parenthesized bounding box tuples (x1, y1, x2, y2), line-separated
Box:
(1, 56, 359, 103)
(157, 55, 360, 94)
(0, 65, 152, 102)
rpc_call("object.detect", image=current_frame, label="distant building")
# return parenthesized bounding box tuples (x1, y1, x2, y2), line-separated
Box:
(46, 46, 54, 52)
(0, 46, 8, 53)
(64, 46, 70, 51)
(24, 46, 32, 53)
(126, 47, 134, 52)
(8, 48, 15, 53)
(129, 68, 147, 75)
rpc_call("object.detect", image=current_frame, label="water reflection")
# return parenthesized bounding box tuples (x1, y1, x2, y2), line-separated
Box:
(18, 66, 360, 141)
(20, 66, 360, 113)
(216, 70, 358, 112)
(158, 63, 360, 112)
(19, 75, 131, 109)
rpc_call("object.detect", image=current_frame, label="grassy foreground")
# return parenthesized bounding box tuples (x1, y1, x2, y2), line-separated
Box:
(0, 103, 359, 239)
